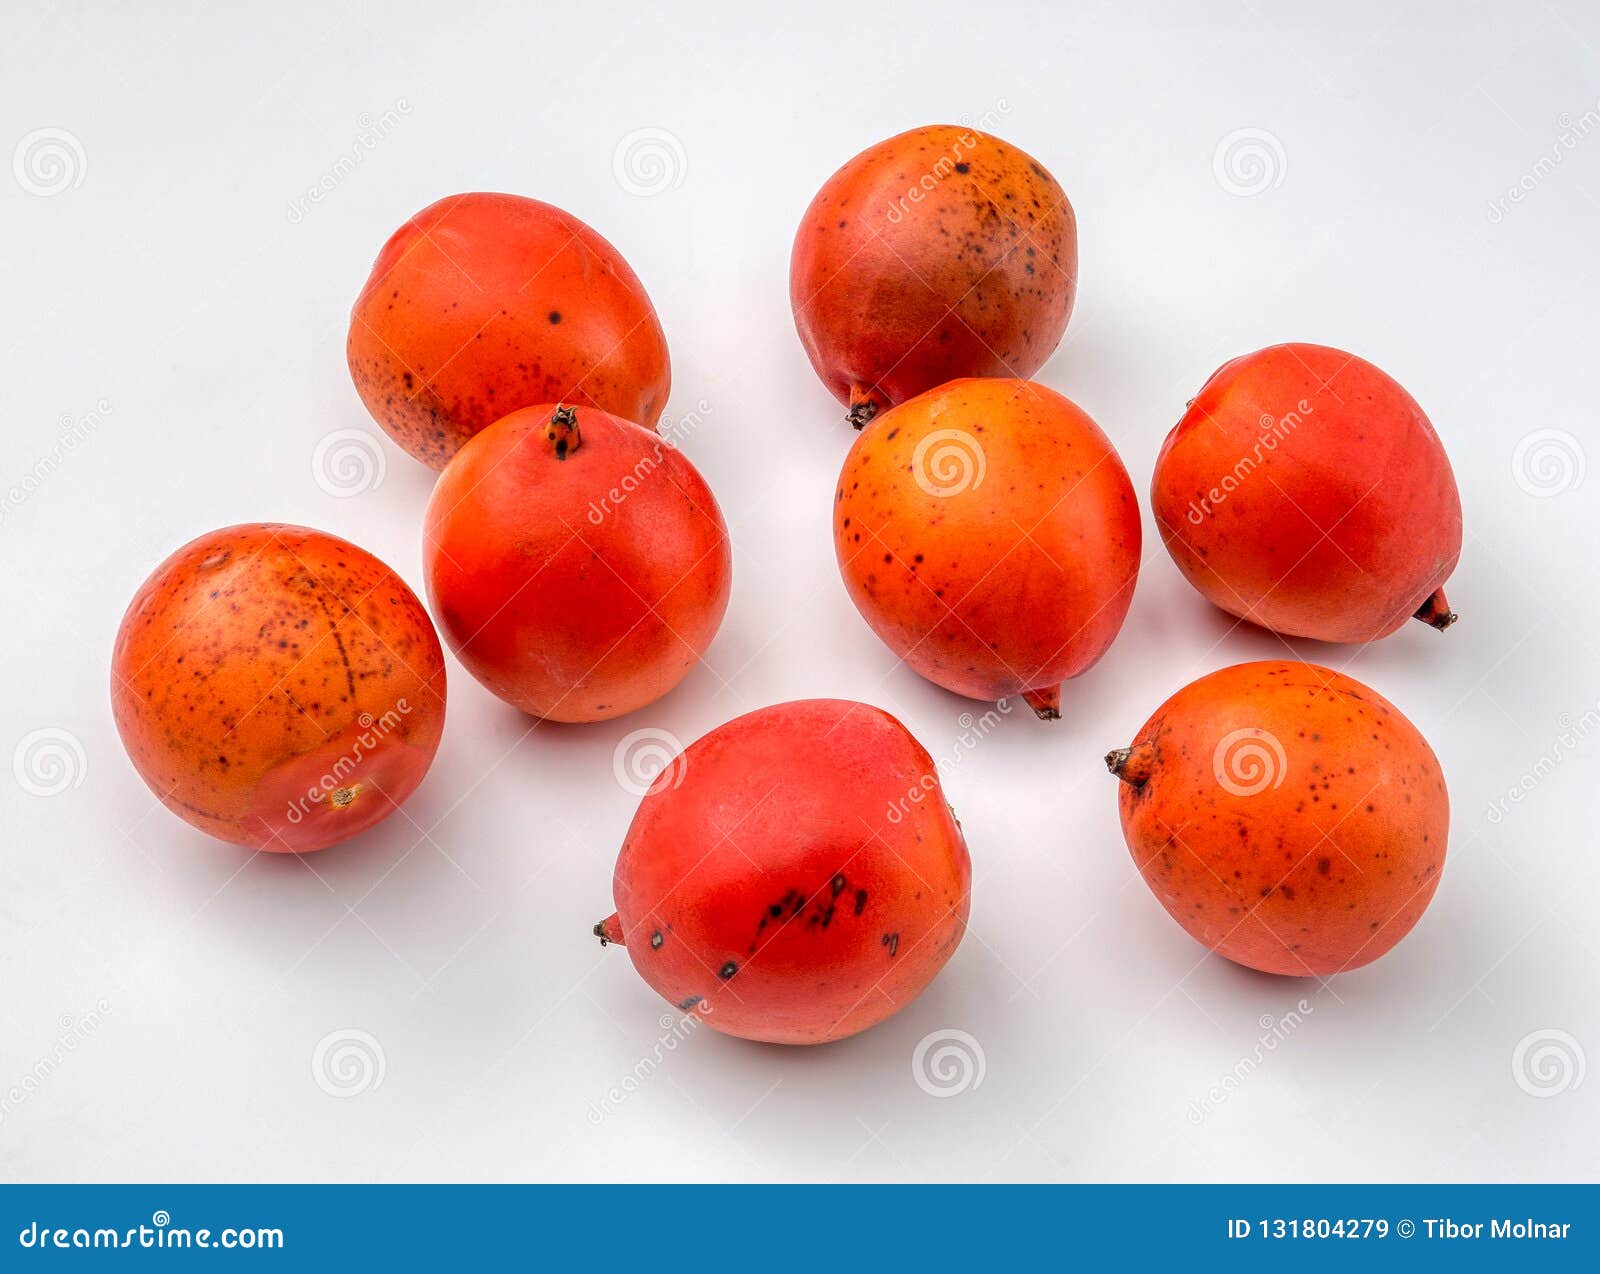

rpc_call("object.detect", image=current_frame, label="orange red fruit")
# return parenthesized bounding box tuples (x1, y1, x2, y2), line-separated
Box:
(111, 524, 446, 852)
(1109, 661, 1448, 976)
(791, 126, 1076, 427)
(833, 378, 1139, 718)
(423, 403, 730, 723)
(348, 192, 670, 468)
(1152, 343, 1461, 642)
(595, 699, 971, 1044)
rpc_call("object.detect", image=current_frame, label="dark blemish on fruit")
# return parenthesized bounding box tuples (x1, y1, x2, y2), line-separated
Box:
(718, 961, 739, 980)
(548, 311, 561, 324)
(677, 995, 703, 1011)
(831, 874, 847, 897)
(854, 889, 868, 915)
(1317, 857, 1331, 874)
(650, 930, 664, 949)
(882, 933, 900, 957)
(955, 162, 970, 173)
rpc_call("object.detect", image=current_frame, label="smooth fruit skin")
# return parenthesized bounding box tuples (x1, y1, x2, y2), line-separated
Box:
(833, 378, 1140, 716)
(347, 193, 671, 469)
(1152, 343, 1462, 643)
(423, 404, 730, 723)
(595, 699, 971, 1045)
(790, 126, 1076, 427)
(111, 524, 447, 852)
(1109, 661, 1448, 976)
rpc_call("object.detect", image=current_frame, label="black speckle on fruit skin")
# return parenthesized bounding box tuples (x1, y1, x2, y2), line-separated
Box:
(719, 960, 739, 980)
(677, 995, 703, 1011)
(882, 933, 900, 957)
(831, 873, 847, 897)
(854, 889, 868, 916)
(650, 930, 664, 949)
(548, 311, 562, 324)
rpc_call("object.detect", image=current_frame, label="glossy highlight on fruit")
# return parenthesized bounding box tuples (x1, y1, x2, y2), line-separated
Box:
(594, 699, 971, 1044)
(834, 378, 1139, 718)
(111, 524, 447, 852)
(791, 125, 1076, 427)
(1109, 661, 1448, 976)
(423, 403, 731, 723)
(348, 192, 670, 468)
(1152, 343, 1462, 643)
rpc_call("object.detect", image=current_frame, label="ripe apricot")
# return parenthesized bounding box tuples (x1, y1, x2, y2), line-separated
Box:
(1152, 343, 1462, 642)
(595, 699, 971, 1044)
(347, 192, 670, 468)
(791, 125, 1076, 427)
(111, 524, 447, 852)
(1108, 661, 1448, 975)
(423, 403, 730, 723)
(833, 378, 1139, 718)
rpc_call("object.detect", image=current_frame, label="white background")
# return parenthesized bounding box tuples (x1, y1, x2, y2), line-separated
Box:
(2, 0, 1597, 1183)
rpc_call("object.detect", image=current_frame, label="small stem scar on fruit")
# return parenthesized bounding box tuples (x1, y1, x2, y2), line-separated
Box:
(1413, 587, 1458, 632)
(546, 405, 581, 460)
(594, 913, 624, 947)
(1105, 742, 1154, 789)
(847, 384, 878, 430)
(1023, 686, 1062, 721)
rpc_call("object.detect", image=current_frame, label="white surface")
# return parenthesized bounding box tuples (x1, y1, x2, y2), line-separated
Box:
(2, 0, 1597, 1184)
